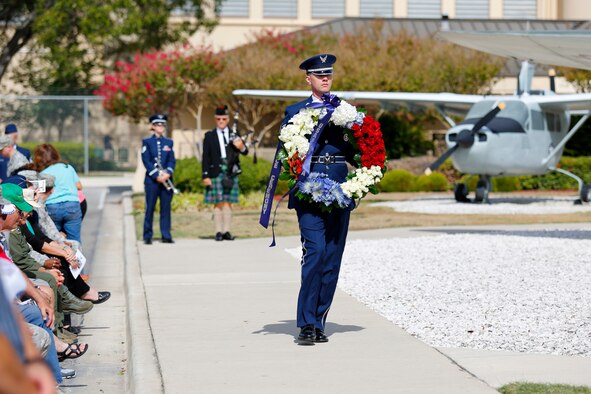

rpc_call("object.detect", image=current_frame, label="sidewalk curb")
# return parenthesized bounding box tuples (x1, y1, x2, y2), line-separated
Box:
(122, 192, 164, 393)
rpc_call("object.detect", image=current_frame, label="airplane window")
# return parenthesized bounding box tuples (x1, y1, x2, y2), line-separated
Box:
(545, 112, 561, 132)
(466, 101, 528, 128)
(465, 100, 497, 119)
(497, 101, 528, 127)
(531, 110, 544, 130)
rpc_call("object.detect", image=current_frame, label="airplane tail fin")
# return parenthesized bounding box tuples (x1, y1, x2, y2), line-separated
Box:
(517, 60, 535, 95)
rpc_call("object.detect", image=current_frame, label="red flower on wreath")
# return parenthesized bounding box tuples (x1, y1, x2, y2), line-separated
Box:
(356, 115, 386, 168)
(287, 153, 303, 179)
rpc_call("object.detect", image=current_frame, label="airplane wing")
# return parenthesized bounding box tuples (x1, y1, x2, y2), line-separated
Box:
(439, 31, 591, 71)
(533, 93, 591, 111)
(232, 89, 483, 114)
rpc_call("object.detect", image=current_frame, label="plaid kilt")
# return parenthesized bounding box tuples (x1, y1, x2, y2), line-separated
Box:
(204, 174, 240, 204)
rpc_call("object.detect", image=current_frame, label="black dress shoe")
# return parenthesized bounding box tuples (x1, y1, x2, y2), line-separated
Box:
(144, 239, 152, 245)
(161, 238, 174, 244)
(315, 328, 328, 343)
(297, 325, 315, 345)
(222, 232, 235, 241)
(91, 291, 111, 305)
(215, 232, 223, 241)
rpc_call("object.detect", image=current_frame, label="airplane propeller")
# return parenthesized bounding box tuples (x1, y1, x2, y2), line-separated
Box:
(425, 102, 505, 175)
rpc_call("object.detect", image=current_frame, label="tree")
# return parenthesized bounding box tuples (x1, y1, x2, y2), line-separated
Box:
(204, 29, 333, 149)
(1, 0, 222, 92)
(95, 45, 223, 155)
(206, 22, 502, 151)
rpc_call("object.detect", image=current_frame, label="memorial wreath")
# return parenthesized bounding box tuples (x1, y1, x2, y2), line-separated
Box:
(277, 97, 387, 211)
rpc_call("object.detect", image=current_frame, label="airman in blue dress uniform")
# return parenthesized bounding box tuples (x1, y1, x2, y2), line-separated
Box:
(141, 114, 176, 245)
(283, 54, 357, 344)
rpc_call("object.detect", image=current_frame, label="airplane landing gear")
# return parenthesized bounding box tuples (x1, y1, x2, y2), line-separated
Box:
(581, 184, 590, 203)
(554, 168, 588, 204)
(454, 183, 470, 202)
(474, 175, 492, 204)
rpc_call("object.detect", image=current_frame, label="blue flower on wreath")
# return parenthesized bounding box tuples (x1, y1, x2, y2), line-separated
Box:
(299, 172, 352, 208)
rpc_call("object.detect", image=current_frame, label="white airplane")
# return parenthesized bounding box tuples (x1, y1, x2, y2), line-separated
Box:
(233, 32, 591, 204)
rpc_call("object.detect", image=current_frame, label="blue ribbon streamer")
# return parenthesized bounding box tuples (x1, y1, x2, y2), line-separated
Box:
(259, 94, 340, 246)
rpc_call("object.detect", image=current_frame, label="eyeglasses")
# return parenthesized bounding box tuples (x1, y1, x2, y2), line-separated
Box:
(17, 210, 31, 219)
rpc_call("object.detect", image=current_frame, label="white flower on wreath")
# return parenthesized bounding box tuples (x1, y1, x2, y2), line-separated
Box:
(279, 108, 321, 158)
(331, 100, 358, 127)
(341, 165, 384, 199)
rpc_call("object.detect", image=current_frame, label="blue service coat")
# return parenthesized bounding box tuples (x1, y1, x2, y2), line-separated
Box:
(283, 95, 356, 330)
(141, 135, 176, 181)
(141, 134, 176, 241)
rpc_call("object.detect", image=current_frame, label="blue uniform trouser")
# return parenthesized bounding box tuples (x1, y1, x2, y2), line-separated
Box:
(18, 303, 62, 384)
(143, 177, 173, 240)
(295, 205, 351, 330)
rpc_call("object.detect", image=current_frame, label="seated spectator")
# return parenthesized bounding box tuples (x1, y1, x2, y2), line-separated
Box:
(2, 183, 110, 305)
(0, 135, 30, 177)
(32, 144, 83, 243)
(0, 274, 56, 393)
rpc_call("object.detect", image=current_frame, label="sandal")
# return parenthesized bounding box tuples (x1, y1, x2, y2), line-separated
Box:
(57, 343, 88, 362)
(91, 291, 111, 305)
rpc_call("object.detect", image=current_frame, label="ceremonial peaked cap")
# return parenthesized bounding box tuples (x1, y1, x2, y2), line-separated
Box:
(299, 54, 337, 75)
(5, 123, 17, 134)
(149, 114, 167, 124)
(215, 105, 229, 116)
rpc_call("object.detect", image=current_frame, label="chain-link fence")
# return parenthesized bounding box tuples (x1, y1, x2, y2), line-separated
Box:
(0, 95, 143, 173)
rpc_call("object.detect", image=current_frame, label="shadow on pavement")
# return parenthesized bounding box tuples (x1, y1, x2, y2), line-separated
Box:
(252, 320, 365, 338)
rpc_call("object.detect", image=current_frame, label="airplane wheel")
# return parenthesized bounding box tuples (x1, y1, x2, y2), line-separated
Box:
(581, 184, 590, 203)
(474, 186, 488, 203)
(454, 183, 470, 203)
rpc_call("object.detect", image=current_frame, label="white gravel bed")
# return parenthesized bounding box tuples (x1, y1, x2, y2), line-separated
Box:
(372, 196, 591, 215)
(285, 229, 591, 356)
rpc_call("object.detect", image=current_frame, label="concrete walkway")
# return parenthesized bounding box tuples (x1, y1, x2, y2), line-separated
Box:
(124, 211, 591, 393)
(73, 177, 589, 393)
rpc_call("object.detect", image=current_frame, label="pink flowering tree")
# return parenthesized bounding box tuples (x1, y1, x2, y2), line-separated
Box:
(96, 45, 224, 124)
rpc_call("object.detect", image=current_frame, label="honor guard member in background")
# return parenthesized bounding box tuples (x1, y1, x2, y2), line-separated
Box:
(5, 124, 31, 160)
(284, 54, 356, 344)
(202, 105, 248, 241)
(141, 114, 176, 245)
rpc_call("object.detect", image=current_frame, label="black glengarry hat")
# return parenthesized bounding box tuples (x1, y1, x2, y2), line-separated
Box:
(215, 105, 229, 116)
(299, 54, 336, 75)
(149, 114, 167, 124)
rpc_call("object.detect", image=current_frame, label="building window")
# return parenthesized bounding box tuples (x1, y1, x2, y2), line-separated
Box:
(312, 0, 345, 18)
(455, 0, 488, 19)
(360, 0, 394, 17)
(264, 0, 297, 17)
(504, 0, 536, 19)
(407, 0, 441, 18)
(220, 0, 249, 17)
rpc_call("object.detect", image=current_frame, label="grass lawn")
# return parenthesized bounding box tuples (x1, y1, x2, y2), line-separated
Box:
(499, 383, 591, 394)
(133, 191, 591, 240)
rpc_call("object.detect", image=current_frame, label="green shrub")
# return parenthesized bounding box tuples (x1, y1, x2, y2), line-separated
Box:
(413, 173, 448, 191)
(239, 156, 272, 194)
(173, 155, 273, 195)
(174, 157, 203, 193)
(275, 180, 290, 196)
(22, 141, 119, 172)
(378, 169, 416, 192)
(493, 176, 522, 192)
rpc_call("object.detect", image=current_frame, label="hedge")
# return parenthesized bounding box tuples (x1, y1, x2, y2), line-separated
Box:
(21, 142, 119, 172)
(380, 156, 591, 192)
(174, 156, 272, 195)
